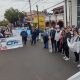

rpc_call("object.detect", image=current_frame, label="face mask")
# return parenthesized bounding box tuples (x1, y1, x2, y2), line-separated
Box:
(57, 29, 60, 32)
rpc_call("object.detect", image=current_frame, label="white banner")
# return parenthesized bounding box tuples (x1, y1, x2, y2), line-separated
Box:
(67, 39, 80, 53)
(0, 36, 23, 50)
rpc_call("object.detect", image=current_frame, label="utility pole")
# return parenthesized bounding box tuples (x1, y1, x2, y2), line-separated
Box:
(29, 0, 33, 26)
(65, 0, 68, 27)
(36, 5, 39, 28)
(49, 15, 51, 27)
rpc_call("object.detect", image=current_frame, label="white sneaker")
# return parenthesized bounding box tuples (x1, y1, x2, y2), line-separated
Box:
(65, 57, 70, 61)
(63, 56, 66, 59)
(77, 64, 80, 67)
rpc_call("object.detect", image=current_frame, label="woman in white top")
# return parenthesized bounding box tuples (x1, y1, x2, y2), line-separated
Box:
(77, 29, 80, 67)
(72, 29, 80, 63)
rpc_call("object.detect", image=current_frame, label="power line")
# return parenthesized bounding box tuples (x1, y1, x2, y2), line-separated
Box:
(22, 0, 42, 11)
(21, 0, 64, 12)
(43, 1, 64, 10)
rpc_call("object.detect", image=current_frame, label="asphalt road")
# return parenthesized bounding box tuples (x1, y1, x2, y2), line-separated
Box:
(0, 41, 79, 80)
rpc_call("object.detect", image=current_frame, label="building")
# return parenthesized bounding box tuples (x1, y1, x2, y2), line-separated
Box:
(64, 0, 80, 28)
(52, 6, 64, 22)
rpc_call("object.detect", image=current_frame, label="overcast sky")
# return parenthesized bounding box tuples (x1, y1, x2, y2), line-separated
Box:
(0, 0, 63, 21)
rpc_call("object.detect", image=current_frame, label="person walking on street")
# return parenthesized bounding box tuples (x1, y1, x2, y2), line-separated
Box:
(31, 28, 37, 45)
(43, 28, 49, 49)
(20, 28, 28, 45)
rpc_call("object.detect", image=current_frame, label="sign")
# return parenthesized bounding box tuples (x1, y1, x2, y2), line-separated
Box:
(0, 36, 23, 50)
(67, 39, 80, 53)
(6, 37, 23, 49)
(33, 16, 45, 29)
(0, 38, 7, 50)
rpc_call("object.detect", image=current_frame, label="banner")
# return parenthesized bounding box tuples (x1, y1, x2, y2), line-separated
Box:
(12, 27, 31, 37)
(33, 16, 45, 29)
(67, 39, 80, 53)
(0, 36, 23, 50)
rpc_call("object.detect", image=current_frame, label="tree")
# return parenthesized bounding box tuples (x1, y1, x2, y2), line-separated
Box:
(0, 20, 9, 26)
(4, 8, 25, 25)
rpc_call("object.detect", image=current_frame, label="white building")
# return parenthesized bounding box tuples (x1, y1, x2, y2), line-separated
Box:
(45, 2, 64, 23)
(64, 0, 80, 28)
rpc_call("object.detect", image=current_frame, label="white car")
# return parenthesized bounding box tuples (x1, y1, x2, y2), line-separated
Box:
(67, 71, 80, 80)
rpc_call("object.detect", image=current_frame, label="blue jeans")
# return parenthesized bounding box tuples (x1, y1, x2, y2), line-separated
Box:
(44, 42, 48, 49)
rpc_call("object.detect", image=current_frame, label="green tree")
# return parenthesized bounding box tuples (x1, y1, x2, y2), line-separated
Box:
(4, 8, 25, 24)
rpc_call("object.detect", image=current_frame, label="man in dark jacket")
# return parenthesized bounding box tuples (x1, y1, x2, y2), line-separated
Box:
(31, 28, 37, 45)
(20, 29, 28, 45)
(43, 29, 49, 49)
(50, 28, 56, 49)
(36, 28, 40, 41)
(63, 28, 71, 61)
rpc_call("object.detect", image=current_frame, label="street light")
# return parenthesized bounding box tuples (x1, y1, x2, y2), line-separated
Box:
(36, 5, 39, 28)
(29, 0, 33, 26)
(68, 0, 72, 27)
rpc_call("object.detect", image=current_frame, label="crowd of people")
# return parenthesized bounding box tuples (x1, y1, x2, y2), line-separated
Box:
(0, 25, 80, 67)
(20, 27, 40, 46)
(42, 25, 80, 67)
(0, 27, 12, 38)
(0, 26, 40, 46)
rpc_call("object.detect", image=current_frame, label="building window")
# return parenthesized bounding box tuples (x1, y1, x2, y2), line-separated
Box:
(77, 0, 80, 6)
(77, 17, 80, 27)
(77, 6, 80, 16)
(77, 0, 80, 27)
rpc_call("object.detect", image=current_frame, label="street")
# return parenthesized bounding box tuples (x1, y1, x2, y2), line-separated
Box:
(0, 42, 79, 80)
